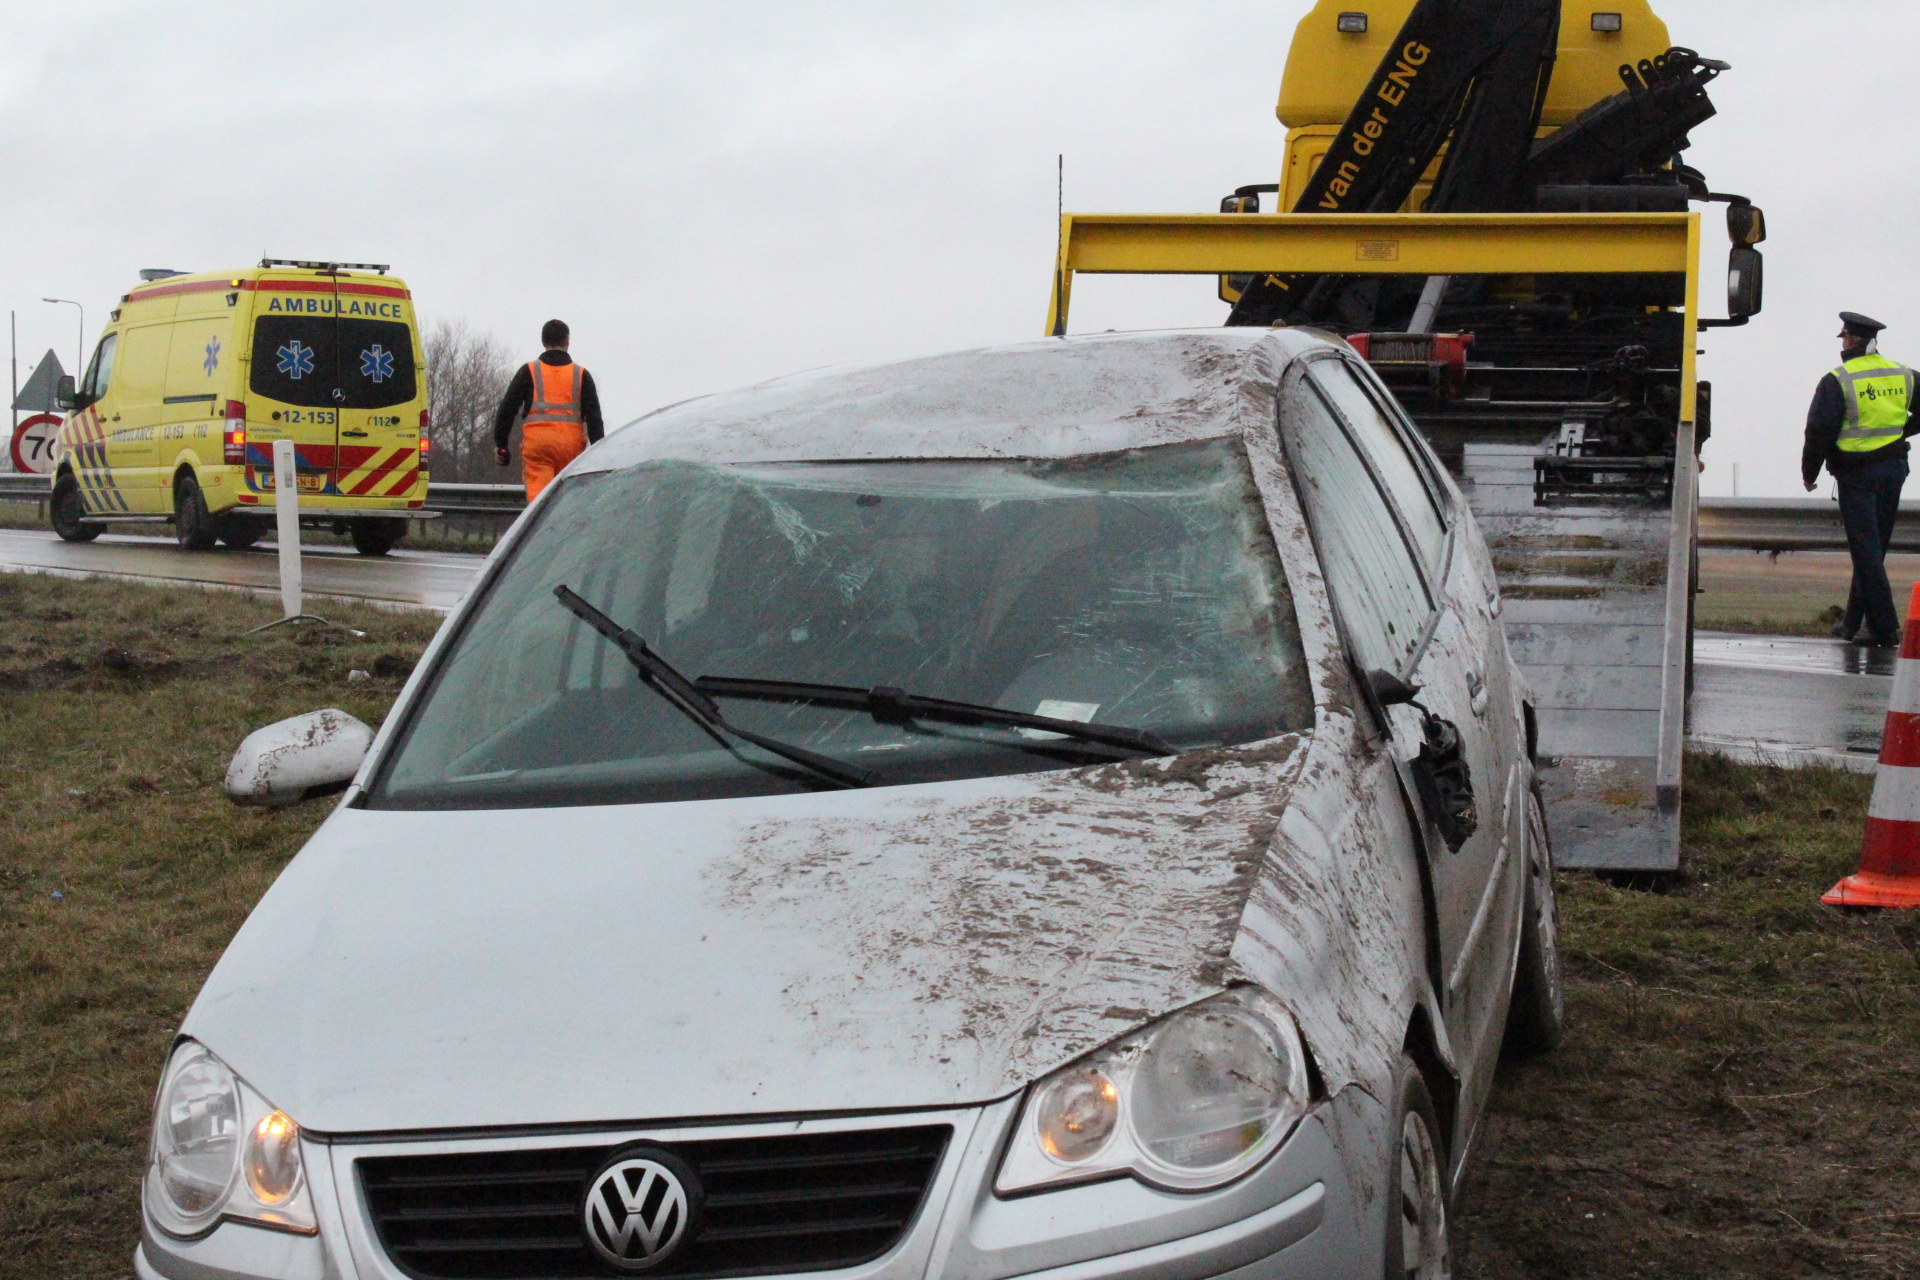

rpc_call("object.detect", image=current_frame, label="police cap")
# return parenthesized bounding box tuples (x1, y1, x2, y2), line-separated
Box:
(1841, 311, 1887, 336)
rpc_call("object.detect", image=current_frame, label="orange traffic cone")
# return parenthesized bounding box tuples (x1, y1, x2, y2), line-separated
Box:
(1825, 581, 1920, 908)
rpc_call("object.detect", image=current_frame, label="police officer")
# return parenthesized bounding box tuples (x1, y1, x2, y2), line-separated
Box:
(1802, 312, 1917, 645)
(494, 319, 604, 501)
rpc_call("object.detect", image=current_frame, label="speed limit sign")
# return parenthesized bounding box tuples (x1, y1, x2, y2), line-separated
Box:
(10, 413, 61, 474)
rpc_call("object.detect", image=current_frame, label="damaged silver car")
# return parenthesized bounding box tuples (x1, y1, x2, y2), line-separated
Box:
(140, 328, 1562, 1280)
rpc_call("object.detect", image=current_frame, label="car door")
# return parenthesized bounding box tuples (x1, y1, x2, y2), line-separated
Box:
(1279, 355, 1513, 1104)
(1308, 358, 1522, 1065)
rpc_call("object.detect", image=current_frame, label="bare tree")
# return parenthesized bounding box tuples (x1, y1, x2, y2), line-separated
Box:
(423, 318, 517, 483)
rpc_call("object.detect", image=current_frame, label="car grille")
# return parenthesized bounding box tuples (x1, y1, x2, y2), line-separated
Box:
(358, 1124, 952, 1279)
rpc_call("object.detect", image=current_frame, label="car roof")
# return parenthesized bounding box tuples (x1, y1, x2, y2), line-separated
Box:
(586, 327, 1343, 469)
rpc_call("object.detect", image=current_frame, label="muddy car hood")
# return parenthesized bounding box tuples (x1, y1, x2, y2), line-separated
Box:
(185, 740, 1309, 1135)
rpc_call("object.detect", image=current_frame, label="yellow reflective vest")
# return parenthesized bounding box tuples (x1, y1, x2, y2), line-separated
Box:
(1835, 353, 1916, 453)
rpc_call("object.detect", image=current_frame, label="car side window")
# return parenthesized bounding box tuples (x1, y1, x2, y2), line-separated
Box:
(1306, 360, 1449, 581)
(1281, 369, 1434, 677)
(80, 333, 118, 406)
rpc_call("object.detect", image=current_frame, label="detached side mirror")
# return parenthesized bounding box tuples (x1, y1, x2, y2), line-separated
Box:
(1728, 246, 1764, 320)
(224, 709, 374, 806)
(1368, 669, 1421, 707)
(54, 374, 76, 411)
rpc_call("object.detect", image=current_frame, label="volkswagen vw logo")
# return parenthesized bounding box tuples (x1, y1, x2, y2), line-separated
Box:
(581, 1147, 703, 1272)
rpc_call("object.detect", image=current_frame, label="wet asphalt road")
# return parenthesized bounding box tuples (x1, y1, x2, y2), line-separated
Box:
(0, 527, 481, 613)
(0, 528, 1894, 769)
(1690, 632, 1890, 771)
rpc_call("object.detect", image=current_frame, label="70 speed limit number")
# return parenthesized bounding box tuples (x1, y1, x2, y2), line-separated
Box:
(10, 414, 62, 475)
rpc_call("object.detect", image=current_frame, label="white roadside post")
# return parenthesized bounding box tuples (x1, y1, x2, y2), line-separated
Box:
(273, 438, 302, 618)
(242, 439, 361, 637)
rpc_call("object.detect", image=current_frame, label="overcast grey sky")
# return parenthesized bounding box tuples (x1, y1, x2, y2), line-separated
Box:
(0, 2, 1907, 495)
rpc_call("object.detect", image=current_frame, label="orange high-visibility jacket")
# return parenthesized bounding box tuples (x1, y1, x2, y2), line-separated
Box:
(525, 360, 586, 431)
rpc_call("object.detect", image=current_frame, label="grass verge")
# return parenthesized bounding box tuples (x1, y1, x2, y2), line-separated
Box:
(1696, 549, 1920, 637)
(0, 503, 48, 532)
(0, 574, 435, 1279)
(1457, 754, 1920, 1278)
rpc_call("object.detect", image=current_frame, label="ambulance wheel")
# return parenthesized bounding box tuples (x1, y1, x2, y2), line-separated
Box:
(218, 517, 264, 550)
(173, 476, 218, 551)
(50, 474, 102, 543)
(1503, 786, 1564, 1057)
(350, 518, 405, 557)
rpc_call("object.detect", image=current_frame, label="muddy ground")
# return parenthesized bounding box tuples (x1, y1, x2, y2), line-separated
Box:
(1697, 547, 1920, 636)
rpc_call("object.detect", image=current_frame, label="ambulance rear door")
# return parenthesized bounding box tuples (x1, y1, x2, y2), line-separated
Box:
(331, 278, 422, 502)
(247, 273, 344, 499)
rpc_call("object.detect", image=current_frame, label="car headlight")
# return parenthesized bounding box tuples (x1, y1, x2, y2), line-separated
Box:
(144, 1041, 317, 1238)
(996, 987, 1309, 1195)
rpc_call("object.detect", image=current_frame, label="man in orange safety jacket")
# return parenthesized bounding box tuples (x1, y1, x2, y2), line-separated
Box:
(494, 318, 605, 500)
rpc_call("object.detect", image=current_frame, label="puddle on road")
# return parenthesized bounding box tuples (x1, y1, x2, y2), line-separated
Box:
(1689, 636, 1889, 768)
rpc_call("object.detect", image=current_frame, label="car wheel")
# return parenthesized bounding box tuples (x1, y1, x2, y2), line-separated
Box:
(1387, 1054, 1451, 1280)
(218, 516, 265, 549)
(350, 517, 405, 557)
(174, 475, 219, 550)
(1503, 786, 1565, 1056)
(50, 473, 102, 542)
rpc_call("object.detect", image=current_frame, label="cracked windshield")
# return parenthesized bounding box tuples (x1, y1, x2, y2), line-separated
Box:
(370, 438, 1313, 809)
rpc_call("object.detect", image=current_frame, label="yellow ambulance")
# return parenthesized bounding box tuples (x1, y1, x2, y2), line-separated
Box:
(51, 259, 429, 555)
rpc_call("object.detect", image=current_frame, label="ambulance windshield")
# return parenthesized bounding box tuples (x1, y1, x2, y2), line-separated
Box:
(366, 439, 1314, 810)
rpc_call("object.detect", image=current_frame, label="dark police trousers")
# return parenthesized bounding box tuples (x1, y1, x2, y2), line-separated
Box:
(1838, 452, 1910, 643)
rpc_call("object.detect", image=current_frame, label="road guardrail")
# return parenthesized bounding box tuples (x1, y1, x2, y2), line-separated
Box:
(0, 473, 528, 517)
(0, 473, 49, 501)
(0, 474, 1897, 552)
(422, 483, 526, 514)
(1696, 496, 1920, 554)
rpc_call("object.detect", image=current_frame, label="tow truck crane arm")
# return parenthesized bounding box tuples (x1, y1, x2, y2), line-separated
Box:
(1287, 0, 1561, 218)
(1228, 0, 1735, 331)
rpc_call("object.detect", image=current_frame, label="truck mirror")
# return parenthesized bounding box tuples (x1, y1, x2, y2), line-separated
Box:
(223, 708, 374, 806)
(1726, 202, 1766, 246)
(54, 374, 76, 411)
(1728, 246, 1763, 319)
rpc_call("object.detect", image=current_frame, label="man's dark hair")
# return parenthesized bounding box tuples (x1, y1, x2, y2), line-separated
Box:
(541, 319, 569, 347)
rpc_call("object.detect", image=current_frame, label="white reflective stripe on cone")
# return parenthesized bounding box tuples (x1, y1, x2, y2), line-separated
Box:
(1867, 764, 1920, 822)
(1892, 658, 1920, 716)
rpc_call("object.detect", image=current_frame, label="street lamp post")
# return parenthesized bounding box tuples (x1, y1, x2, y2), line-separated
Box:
(42, 297, 84, 389)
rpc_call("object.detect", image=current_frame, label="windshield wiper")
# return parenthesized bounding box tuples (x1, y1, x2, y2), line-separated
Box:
(553, 585, 873, 790)
(692, 676, 1175, 758)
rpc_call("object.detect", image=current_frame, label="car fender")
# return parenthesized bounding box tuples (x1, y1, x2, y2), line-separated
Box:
(1230, 708, 1441, 1064)
(1228, 705, 1443, 1251)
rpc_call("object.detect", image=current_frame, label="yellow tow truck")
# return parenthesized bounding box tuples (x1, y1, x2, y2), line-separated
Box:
(1047, 0, 1765, 871)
